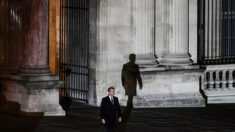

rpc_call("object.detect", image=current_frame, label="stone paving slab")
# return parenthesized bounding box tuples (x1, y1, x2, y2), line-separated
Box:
(1, 101, 235, 132)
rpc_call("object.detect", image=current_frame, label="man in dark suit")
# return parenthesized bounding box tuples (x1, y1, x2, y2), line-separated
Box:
(100, 87, 122, 132)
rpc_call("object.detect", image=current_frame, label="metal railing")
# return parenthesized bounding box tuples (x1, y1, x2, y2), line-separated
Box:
(59, 0, 89, 103)
(198, 0, 235, 65)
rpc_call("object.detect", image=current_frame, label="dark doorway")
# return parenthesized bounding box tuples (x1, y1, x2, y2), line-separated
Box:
(59, 0, 89, 103)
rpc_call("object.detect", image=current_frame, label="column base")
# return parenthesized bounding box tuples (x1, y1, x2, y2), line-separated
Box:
(0, 64, 20, 74)
(0, 67, 65, 116)
(160, 53, 193, 66)
(119, 69, 205, 108)
(135, 54, 165, 72)
(18, 66, 52, 76)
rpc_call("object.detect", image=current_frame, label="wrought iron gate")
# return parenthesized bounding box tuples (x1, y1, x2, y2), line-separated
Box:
(198, 0, 235, 65)
(59, 0, 89, 103)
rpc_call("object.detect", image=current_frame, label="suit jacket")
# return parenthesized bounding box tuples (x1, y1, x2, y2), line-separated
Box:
(100, 96, 122, 129)
(121, 62, 142, 96)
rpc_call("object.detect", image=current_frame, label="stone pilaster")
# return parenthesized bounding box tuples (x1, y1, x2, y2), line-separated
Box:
(0, 0, 24, 74)
(131, 0, 161, 71)
(161, 0, 193, 66)
(204, 0, 221, 60)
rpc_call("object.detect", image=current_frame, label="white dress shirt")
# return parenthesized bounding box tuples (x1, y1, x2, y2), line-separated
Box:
(109, 95, 114, 103)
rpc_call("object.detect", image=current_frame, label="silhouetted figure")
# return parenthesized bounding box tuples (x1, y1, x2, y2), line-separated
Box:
(121, 53, 143, 108)
(119, 54, 143, 131)
(100, 87, 122, 132)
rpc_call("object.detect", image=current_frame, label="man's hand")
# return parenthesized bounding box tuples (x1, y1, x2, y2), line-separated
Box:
(118, 117, 122, 123)
(101, 119, 105, 124)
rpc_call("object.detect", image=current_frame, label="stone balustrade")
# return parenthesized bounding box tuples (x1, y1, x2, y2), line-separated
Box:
(201, 64, 235, 104)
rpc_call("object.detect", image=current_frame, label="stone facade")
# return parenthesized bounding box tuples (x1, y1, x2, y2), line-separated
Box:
(89, 0, 205, 107)
(0, 0, 206, 115)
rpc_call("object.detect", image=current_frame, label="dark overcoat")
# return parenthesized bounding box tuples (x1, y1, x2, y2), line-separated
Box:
(100, 96, 122, 129)
(121, 62, 142, 96)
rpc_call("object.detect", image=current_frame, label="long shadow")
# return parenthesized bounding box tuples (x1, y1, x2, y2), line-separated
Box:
(118, 96, 133, 132)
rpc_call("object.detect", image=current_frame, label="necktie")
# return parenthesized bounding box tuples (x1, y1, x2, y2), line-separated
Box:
(111, 96, 114, 104)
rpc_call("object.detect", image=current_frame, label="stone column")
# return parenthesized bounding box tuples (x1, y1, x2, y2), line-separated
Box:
(0, 0, 24, 74)
(154, 0, 167, 64)
(131, 0, 161, 71)
(0, 0, 65, 116)
(161, 0, 192, 66)
(204, 0, 221, 61)
(19, 0, 51, 75)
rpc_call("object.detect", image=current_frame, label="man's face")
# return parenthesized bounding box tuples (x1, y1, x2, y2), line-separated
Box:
(129, 55, 136, 63)
(109, 89, 115, 96)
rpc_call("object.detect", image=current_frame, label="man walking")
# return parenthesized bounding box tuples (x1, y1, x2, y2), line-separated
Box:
(100, 87, 122, 132)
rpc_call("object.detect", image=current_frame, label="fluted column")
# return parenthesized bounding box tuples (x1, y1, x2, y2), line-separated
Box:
(161, 0, 192, 66)
(204, 0, 222, 61)
(131, 0, 159, 70)
(0, 0, 24, 74)
(19, 0, 51, 75)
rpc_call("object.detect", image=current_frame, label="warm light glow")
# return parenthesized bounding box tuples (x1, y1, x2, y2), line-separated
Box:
(49, 0, 60, 75)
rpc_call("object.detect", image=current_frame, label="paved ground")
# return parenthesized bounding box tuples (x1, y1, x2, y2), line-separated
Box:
(1, 101, 235, 132)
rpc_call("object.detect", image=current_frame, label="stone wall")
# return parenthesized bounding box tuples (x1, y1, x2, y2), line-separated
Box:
(90, 0, 204, 107)
(93, 0, 133, 106)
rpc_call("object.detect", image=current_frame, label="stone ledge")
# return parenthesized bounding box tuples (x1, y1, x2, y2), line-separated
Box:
(139, 66, 166, 72)
(205, 89, 235, 96)
(207, 95, 235, 104)
(205, 89, 235, 104)
(140, 68, 204, 76)
(133, 94, 205, 108)
(0, 74, 60, 82)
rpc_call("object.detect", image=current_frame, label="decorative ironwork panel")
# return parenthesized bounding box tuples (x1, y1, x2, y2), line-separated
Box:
(198, 0, 235, 65)
(59, 0, 89, 103)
